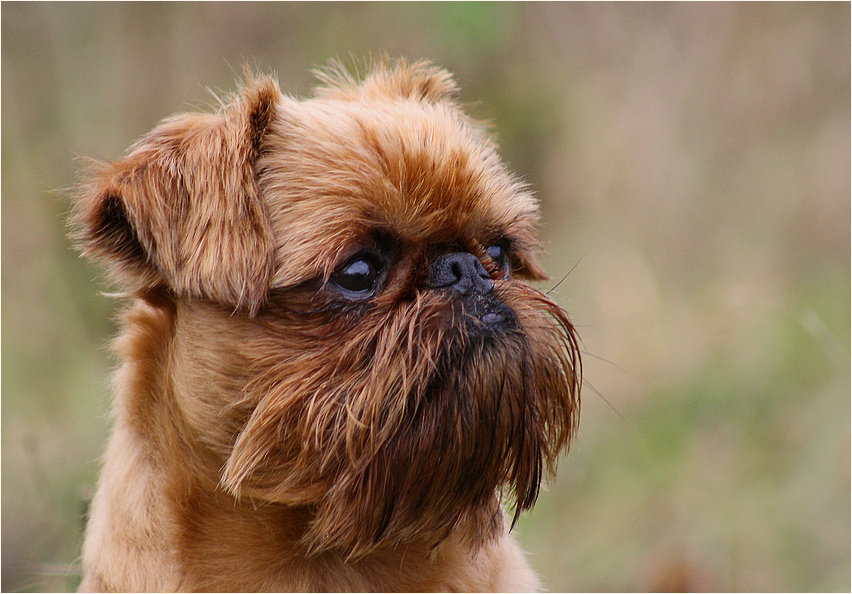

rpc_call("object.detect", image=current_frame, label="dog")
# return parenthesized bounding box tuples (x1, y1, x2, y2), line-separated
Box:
(72, 58, 581, 592)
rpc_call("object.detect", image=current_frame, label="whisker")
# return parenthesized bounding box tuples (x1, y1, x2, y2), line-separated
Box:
(579, 350, 625, 373)
(582, 378, 625, 422)
(546, 248, 589, 295)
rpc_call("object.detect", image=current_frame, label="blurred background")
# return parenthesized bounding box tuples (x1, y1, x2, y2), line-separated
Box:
(2, 3, 849, 591)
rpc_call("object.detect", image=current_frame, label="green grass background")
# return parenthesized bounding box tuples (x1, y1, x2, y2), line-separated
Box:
(2, 3, 849, 591)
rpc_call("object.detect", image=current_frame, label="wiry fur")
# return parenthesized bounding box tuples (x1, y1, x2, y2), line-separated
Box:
(73, 58, 581, 592)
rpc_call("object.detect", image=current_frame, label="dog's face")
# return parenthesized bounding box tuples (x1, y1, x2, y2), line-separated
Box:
(73, 61, 580, 557)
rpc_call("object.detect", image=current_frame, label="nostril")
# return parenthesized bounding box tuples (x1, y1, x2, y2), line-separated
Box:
(428, 252, 493, 295)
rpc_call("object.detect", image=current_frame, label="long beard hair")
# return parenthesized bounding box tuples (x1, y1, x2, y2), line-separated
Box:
(222, 280, 581, 557)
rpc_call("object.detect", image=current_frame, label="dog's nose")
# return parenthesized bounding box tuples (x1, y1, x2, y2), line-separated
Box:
(428, 252, 493, 295)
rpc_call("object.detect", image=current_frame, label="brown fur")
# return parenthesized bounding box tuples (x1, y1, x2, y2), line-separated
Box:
(72, 58, 581, 592)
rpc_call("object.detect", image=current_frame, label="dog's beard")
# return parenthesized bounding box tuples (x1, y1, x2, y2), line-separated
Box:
(222, 281, 580, 557)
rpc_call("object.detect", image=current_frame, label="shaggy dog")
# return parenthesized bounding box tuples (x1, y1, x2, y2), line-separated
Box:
(72, 59, 581, 592)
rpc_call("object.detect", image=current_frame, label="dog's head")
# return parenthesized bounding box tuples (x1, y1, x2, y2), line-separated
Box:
(73, 59, 581, 556)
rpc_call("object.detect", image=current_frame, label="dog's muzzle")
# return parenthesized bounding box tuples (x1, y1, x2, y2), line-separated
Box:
(428, 251, 514, 332)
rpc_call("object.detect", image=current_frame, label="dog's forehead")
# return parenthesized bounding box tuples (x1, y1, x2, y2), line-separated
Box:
(260, 97, 539, 286)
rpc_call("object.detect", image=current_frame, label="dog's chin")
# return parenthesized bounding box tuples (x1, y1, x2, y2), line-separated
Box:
(222, 283, 580, 557)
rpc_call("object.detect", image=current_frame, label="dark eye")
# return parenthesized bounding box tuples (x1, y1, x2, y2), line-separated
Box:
(486, 244, 511, 278)
(331, 257, 380, 294)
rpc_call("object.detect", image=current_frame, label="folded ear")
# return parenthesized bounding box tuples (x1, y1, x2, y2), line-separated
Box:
(72, 75, 281, 315)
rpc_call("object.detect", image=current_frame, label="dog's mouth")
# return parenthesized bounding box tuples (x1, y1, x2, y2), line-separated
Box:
(222, 282, 580, 557)
(460, 289, 518, 333)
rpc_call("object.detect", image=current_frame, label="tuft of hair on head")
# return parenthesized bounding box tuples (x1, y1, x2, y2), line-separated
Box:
(312, 55, 461, 105)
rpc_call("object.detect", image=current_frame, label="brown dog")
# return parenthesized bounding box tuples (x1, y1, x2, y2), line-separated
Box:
(72, 59, 581, 592)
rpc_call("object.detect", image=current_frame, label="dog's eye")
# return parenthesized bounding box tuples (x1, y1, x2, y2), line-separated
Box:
(331, 257, 380, 294)
(486, 244, 511, 278)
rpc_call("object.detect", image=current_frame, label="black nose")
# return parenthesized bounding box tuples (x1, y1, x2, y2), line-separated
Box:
(428, 252, 493, 295)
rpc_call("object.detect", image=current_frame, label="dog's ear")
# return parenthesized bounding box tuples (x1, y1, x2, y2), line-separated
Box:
(72, 75, 280, 315)
(314, 57, 460, 104)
